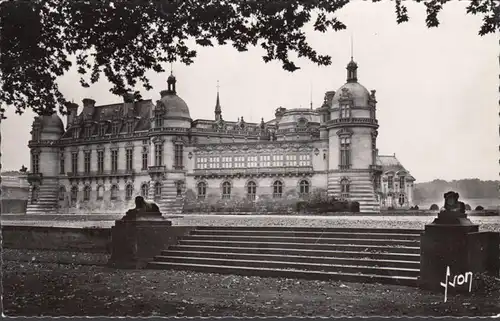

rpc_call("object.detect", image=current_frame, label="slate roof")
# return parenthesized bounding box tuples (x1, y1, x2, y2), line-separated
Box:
(376, 155, 415, 180)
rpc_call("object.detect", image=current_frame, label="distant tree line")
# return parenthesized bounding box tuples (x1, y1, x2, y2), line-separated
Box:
(414, 179, 499, 202)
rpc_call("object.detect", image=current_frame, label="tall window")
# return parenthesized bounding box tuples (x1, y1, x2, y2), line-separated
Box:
(70, 186, 78, 202)
(126, 149, 133, 172)
(340, 104, 351, 118)
(247, 181, 257, 201)
(372, 137, 376, 164)
(59, 151, 65, 174)
(197, 182, 206, 199)
(58, 186, 66, 201)
(111, 150, 118, 173)
(142, 146, 148, 170)
(176, 181, 183, 196)
(125, 184, 133, 200)
(31, 153, 40, 174)
(83, 185, 91, 201)
(112, 122, 119, 135)
(99, 124, 106, 136)
(84, 151, 91, 174)
(31, 186, 39, 204)
(155, 144, 163, 166)
(110, 185, 118, 200)
(340, 137, 351, 170)
(273, 180, 283, 198)
(32, 128, 40, 141)
(85, 126, 92, 137)
(154, 182, 162, 200)
(71, 152, 78, 174)
(127, 122, 134, 133)
(174, 144, 184, 169)
(97, 150, 104, 174)
(388, 176, 394, 189)
(340, 179, 350, 199)
(141, 183, 149, 198)
(96, 185, 104, 200)
(73, 128, 79, 139)
(399, 176, 405, 191)
(398, 193, 405, 206)
(155, 115, 163, 128)
(222, 181, 231, 199)
(299, 180, 310, 196)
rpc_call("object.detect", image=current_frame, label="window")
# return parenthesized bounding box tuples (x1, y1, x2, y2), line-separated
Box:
(126, 149, 133, 172)
(234, 156, 245, 168)
(197, 182, 207, 199)
(285, 155, 297, 167)
(388, 176, 394, 189)
(112, 122, 119, 135)
(155, 144, 163, 166)
(85, 126, 92, 137)
(298, 154, 311, 166)
(247, 156, 258, 168)
(196, 157, 208, 169)
(340, 179, 350, 199)
(372, 137, 377, 164)
(221, 156, 232, 168)
(97, 185, 104, 200)
(260, 155, 271, 167)
(31, 186, 39, 204)
(339, 137, 351, 170)
(272, 155, 283, 167)
(273, 180, 283, 198)
(142, 147, 148, 170)
(71, 152, 78, 174)
(141, 183, 149, 198)
(176, 181, 183, 196)
(32, 153, 40, 174)
(125, 184, 133, 200)
(399, 176, 405, 190)
(247, 181, 257, 201)
(58, 186, 65, 201)
(155, 115, 163, 128)
(340, 104, 351, 118)
(97, 150, 104, 174)
(73, 128, 79, 139)
(111, 150, 118, 173)
(70, 186, 78, 202)
(209, 156, 220, 169)
(222, 181, 231, 199)
(83, 185, 91, 201)
(398, 193, 405, 206)
(299, 180, 310, 196)
(32, 128, 40, 141)
(154, 182, 162, 200)
(99, 124, 106, 136)
(127, 122, 134, 133)
(110, 185, 118, 200)
(59, 151, 65, 174)
(174, 144, 184, 169)
(84, 151, 91, 174)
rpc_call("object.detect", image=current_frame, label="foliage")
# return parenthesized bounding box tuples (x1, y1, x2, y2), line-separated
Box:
(1, 0, 498, 118)
(296, 194, 359, 213)
(429, 204, 439, 211)
(475, 205, 484, 211)
(465, 203, 472, 211)
(413, 179, 500, 202)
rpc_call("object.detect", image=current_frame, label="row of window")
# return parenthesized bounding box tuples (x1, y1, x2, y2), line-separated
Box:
(196, 180, 311, 200)
(386, 176, 406, 190)
(71, 121, 136, 139)
(196, 154, 312, 169)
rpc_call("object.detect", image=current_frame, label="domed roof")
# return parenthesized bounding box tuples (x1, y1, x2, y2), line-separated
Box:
(40, 113, 64, 133)
(159, 93, 191, 119)
(278, 108, 320, 125)
(331, 82, 370, 108)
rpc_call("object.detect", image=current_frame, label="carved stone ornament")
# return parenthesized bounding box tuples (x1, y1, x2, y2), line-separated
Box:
(314, 148, 320, 156)
(336, 128, 353, 137)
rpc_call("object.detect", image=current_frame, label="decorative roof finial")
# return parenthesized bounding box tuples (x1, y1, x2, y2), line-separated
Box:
(215, 80, 222, 121)
(170, 62, 173, 75)
(310, 80, 313, 110)
(350, 34, 354, 61)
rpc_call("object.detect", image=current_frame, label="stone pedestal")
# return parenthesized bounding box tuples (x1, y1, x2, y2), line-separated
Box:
(107, 216, 173, 269)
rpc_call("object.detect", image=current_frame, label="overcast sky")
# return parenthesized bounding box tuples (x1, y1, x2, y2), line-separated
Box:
(1, 1, 498, 183)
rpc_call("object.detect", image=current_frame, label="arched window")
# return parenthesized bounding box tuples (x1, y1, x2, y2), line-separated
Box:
(141, 183, 149, 198)
(83, 185, 91, 201)
(273, 180, 283, 198)
(222, 181, 231, 199)
(70, 186, 78, 202)
(110, 185, 118, 201)
(247, 181, 257, 201)
(398, 193, 405, 206)
(197, 182, 207, 199)
(125, 184, 133, 200)
(96, 185, 104, 200)
(31, 186, 39, 204)
(154, 182, 162, 201)
(58, 186, 66, 201)
(299, 180, 310, 196)
(340, 179, 350, 199)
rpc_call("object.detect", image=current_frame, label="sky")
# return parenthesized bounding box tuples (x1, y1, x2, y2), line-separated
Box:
(1, 1, 498, 183)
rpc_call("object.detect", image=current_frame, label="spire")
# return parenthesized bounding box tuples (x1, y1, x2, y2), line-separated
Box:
(346, 36, 358, 83)
(310, 81, 313, 110)
(167, 64, 177, 94)
(215, 80, 222, 121)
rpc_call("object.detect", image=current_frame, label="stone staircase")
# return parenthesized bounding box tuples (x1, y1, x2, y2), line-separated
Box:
(147, 226, 422, 286)
(156, 180, 183, 215)
(328, 171, 380, 213)
(25, 180, 59, 215)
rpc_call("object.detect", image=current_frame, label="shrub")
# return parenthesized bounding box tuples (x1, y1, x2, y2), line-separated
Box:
(465, 204, 471, 211)
(430, 204, 439, 211)
(475, 205, 484, 211)
(387, 206, 395, 211)
(414, 205, 419, 210)
(295, 196, 357, 213)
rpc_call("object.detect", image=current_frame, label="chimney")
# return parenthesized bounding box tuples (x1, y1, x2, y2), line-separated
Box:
(64, 102, 79, 129)
(82, 98, 96, 109)
(123, 92, 135, 117)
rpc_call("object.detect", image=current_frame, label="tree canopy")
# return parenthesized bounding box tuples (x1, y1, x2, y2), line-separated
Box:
(0, 0, 498, 119)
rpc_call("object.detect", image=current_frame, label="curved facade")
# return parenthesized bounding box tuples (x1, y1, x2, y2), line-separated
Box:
(26, 61, 415, 214)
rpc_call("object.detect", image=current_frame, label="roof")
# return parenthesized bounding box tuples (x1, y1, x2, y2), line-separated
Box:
(376, 155, 415, 180)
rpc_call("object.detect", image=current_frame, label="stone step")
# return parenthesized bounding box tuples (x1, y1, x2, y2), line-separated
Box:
(146, 262, 418, 286)
(191, 230, 422, 240)
(158, 250, 420, 269)
(194, 226, 422, 234)
(183, 235, 419, 247)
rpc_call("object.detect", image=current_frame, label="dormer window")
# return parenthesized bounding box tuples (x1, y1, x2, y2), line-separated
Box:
(32, 128, 40, 141)
(340, 104, 351, 118)
(155, 115, 163, 128)
(73, 128, 79, 139)
(99, 124, 106, 136)
(112, 122, 119, 135)
(84, 126, 92, 137)
(127, 122, 134, 133)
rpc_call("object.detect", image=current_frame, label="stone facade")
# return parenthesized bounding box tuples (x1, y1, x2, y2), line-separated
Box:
(26, 60, 415, 214)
